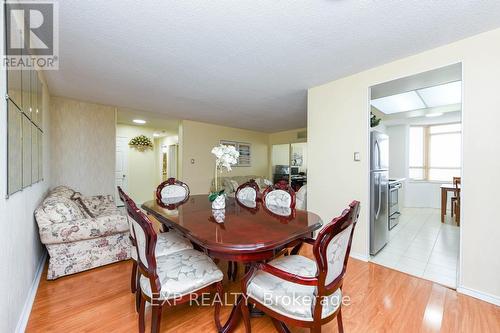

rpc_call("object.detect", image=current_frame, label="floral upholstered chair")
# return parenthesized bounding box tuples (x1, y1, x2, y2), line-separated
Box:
(35, 186, 131, 279)
(118, 186, 193, 310)
(121, 189, 224, 333)
(241, 201, 360, 333)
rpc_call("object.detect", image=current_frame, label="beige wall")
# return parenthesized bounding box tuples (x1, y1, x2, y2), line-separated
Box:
(308, 28, 500, 303)
(50, 97, 116, 196)
(180, 120, 269, 194)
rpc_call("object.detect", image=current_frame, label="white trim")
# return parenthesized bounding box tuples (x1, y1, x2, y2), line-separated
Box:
(15, 252, 47, 333)
(350, 252, 369, 262)
(457, 286, 500, 306)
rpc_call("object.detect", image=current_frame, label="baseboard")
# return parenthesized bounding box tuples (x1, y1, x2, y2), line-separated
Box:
(457, 285, 500, 306)
(15, 251, 47, 333)
(350, 252, 369, 262)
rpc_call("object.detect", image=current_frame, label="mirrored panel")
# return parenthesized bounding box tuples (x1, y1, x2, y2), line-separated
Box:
(32, 124, 39, 182)
(7, 100, 23, 195)
(37, 78, 43, 128)
(22, 115, 32, 188)
(31, 70, 38, 125)
(38, 129, 43, 180)
(21, 67, 31, 117)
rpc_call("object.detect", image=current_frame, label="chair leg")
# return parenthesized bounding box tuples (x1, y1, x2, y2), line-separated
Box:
(131, 260, 137, 293)
(337, 308, 344, 333)
(151, 304, 163, 333)
(136, 278, 141, 312)
(232, 262, 238, 281)
(227, 261, 233, 281)
(138, 293, 146, 333)
(451, 201, 454, 217)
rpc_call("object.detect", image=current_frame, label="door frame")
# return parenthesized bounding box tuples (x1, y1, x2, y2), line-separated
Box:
(365, 62, 464, 289)
(115, 136, 129, 206)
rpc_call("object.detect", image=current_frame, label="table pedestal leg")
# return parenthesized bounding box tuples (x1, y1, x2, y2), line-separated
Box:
(215, 294, 243, 333)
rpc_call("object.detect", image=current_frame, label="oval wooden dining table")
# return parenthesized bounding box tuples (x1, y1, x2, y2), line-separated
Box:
(142, 194, 323, 333)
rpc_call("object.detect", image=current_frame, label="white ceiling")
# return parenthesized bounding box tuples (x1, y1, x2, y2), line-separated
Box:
(45, 1, 500, 132)
(116, 108, 180, 133)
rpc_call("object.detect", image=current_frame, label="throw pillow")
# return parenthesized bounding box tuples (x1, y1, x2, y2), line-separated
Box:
(41, 196, 85, 223)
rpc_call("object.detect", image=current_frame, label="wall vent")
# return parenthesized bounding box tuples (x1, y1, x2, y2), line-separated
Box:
(297, 130, 307, 139)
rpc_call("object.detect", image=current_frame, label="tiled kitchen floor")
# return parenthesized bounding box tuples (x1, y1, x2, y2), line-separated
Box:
(370, 208, 459, 288)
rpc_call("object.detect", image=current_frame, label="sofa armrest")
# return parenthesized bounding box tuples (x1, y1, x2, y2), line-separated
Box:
(39, 214, 129, 245)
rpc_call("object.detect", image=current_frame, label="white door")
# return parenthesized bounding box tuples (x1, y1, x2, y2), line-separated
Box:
(167, 144, 178, 179)
(115, 137, 129, 206)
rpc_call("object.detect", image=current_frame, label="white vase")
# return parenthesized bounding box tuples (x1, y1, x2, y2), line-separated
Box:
(212, 195, 226, 210)
(212, 209, 225, 223)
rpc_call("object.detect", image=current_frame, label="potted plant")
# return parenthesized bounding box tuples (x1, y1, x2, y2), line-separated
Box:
(209, 144, 239, 209)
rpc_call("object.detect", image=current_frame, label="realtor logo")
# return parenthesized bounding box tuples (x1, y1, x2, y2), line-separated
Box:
(4, 1, 59, 69)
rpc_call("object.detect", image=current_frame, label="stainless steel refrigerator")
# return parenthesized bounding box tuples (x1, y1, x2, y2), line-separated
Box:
(370, 131, 389, 255)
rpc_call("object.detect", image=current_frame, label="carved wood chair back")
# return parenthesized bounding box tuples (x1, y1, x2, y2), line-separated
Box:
(262, 180, 296, 208)
(121, 188, 161, 298)
(155, 178, 190, 204)
(235, 179, 260, 203)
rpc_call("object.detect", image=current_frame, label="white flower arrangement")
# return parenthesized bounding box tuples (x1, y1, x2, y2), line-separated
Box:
(211, 144, 239, 172)
(209, 144, 239, 202)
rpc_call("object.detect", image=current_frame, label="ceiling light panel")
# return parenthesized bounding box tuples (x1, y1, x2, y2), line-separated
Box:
(417, 81, 462, 108)
(370, 91, 426, 114)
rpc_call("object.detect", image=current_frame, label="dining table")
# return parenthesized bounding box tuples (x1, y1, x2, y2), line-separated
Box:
(142, 194, 323, 333)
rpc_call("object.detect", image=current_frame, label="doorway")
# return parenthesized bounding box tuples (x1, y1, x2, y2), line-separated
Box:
(368, 64, 462, 289)
(271, 142, 307, 191)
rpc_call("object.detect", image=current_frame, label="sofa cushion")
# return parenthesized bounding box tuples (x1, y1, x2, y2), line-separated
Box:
(37, 196, 86, 225)
(48, 185, 75, 199)
(38, 213, 129, 244)
(80, 195, 116, 216)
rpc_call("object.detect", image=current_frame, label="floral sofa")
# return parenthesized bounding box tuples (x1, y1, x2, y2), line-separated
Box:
(210, 175, 272, 197)
(35, 186, 131, 280)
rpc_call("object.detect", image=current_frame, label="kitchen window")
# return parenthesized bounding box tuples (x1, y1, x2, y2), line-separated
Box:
(409, 123, 461, 181)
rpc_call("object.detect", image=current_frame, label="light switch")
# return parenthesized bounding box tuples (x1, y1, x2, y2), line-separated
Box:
(353, 152, 360, 161)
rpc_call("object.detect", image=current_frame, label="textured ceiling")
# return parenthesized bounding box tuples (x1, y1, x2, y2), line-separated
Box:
(45, 0, 500, 132)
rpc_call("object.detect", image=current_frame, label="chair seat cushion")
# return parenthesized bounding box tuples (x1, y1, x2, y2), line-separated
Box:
(139, 249, 223, 299)
(247, 255, 341, 321)
(130, 231, 193, 260)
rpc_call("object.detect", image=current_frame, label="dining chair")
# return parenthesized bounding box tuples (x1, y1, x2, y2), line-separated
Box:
(227, 179, 262, 281)
(451, 177, 461, 226)
(262, 180, 296, 209)
(235, 179, 260, 204)
(241, 201, 361, 333)
(121, 189, 224, 333)
(117, 187, 193, 308)
(155, 178, 190, 205)
(295, 185, 307, 210)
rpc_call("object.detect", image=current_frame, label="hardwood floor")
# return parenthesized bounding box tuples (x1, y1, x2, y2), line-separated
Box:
(26, 249, 500, 332)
